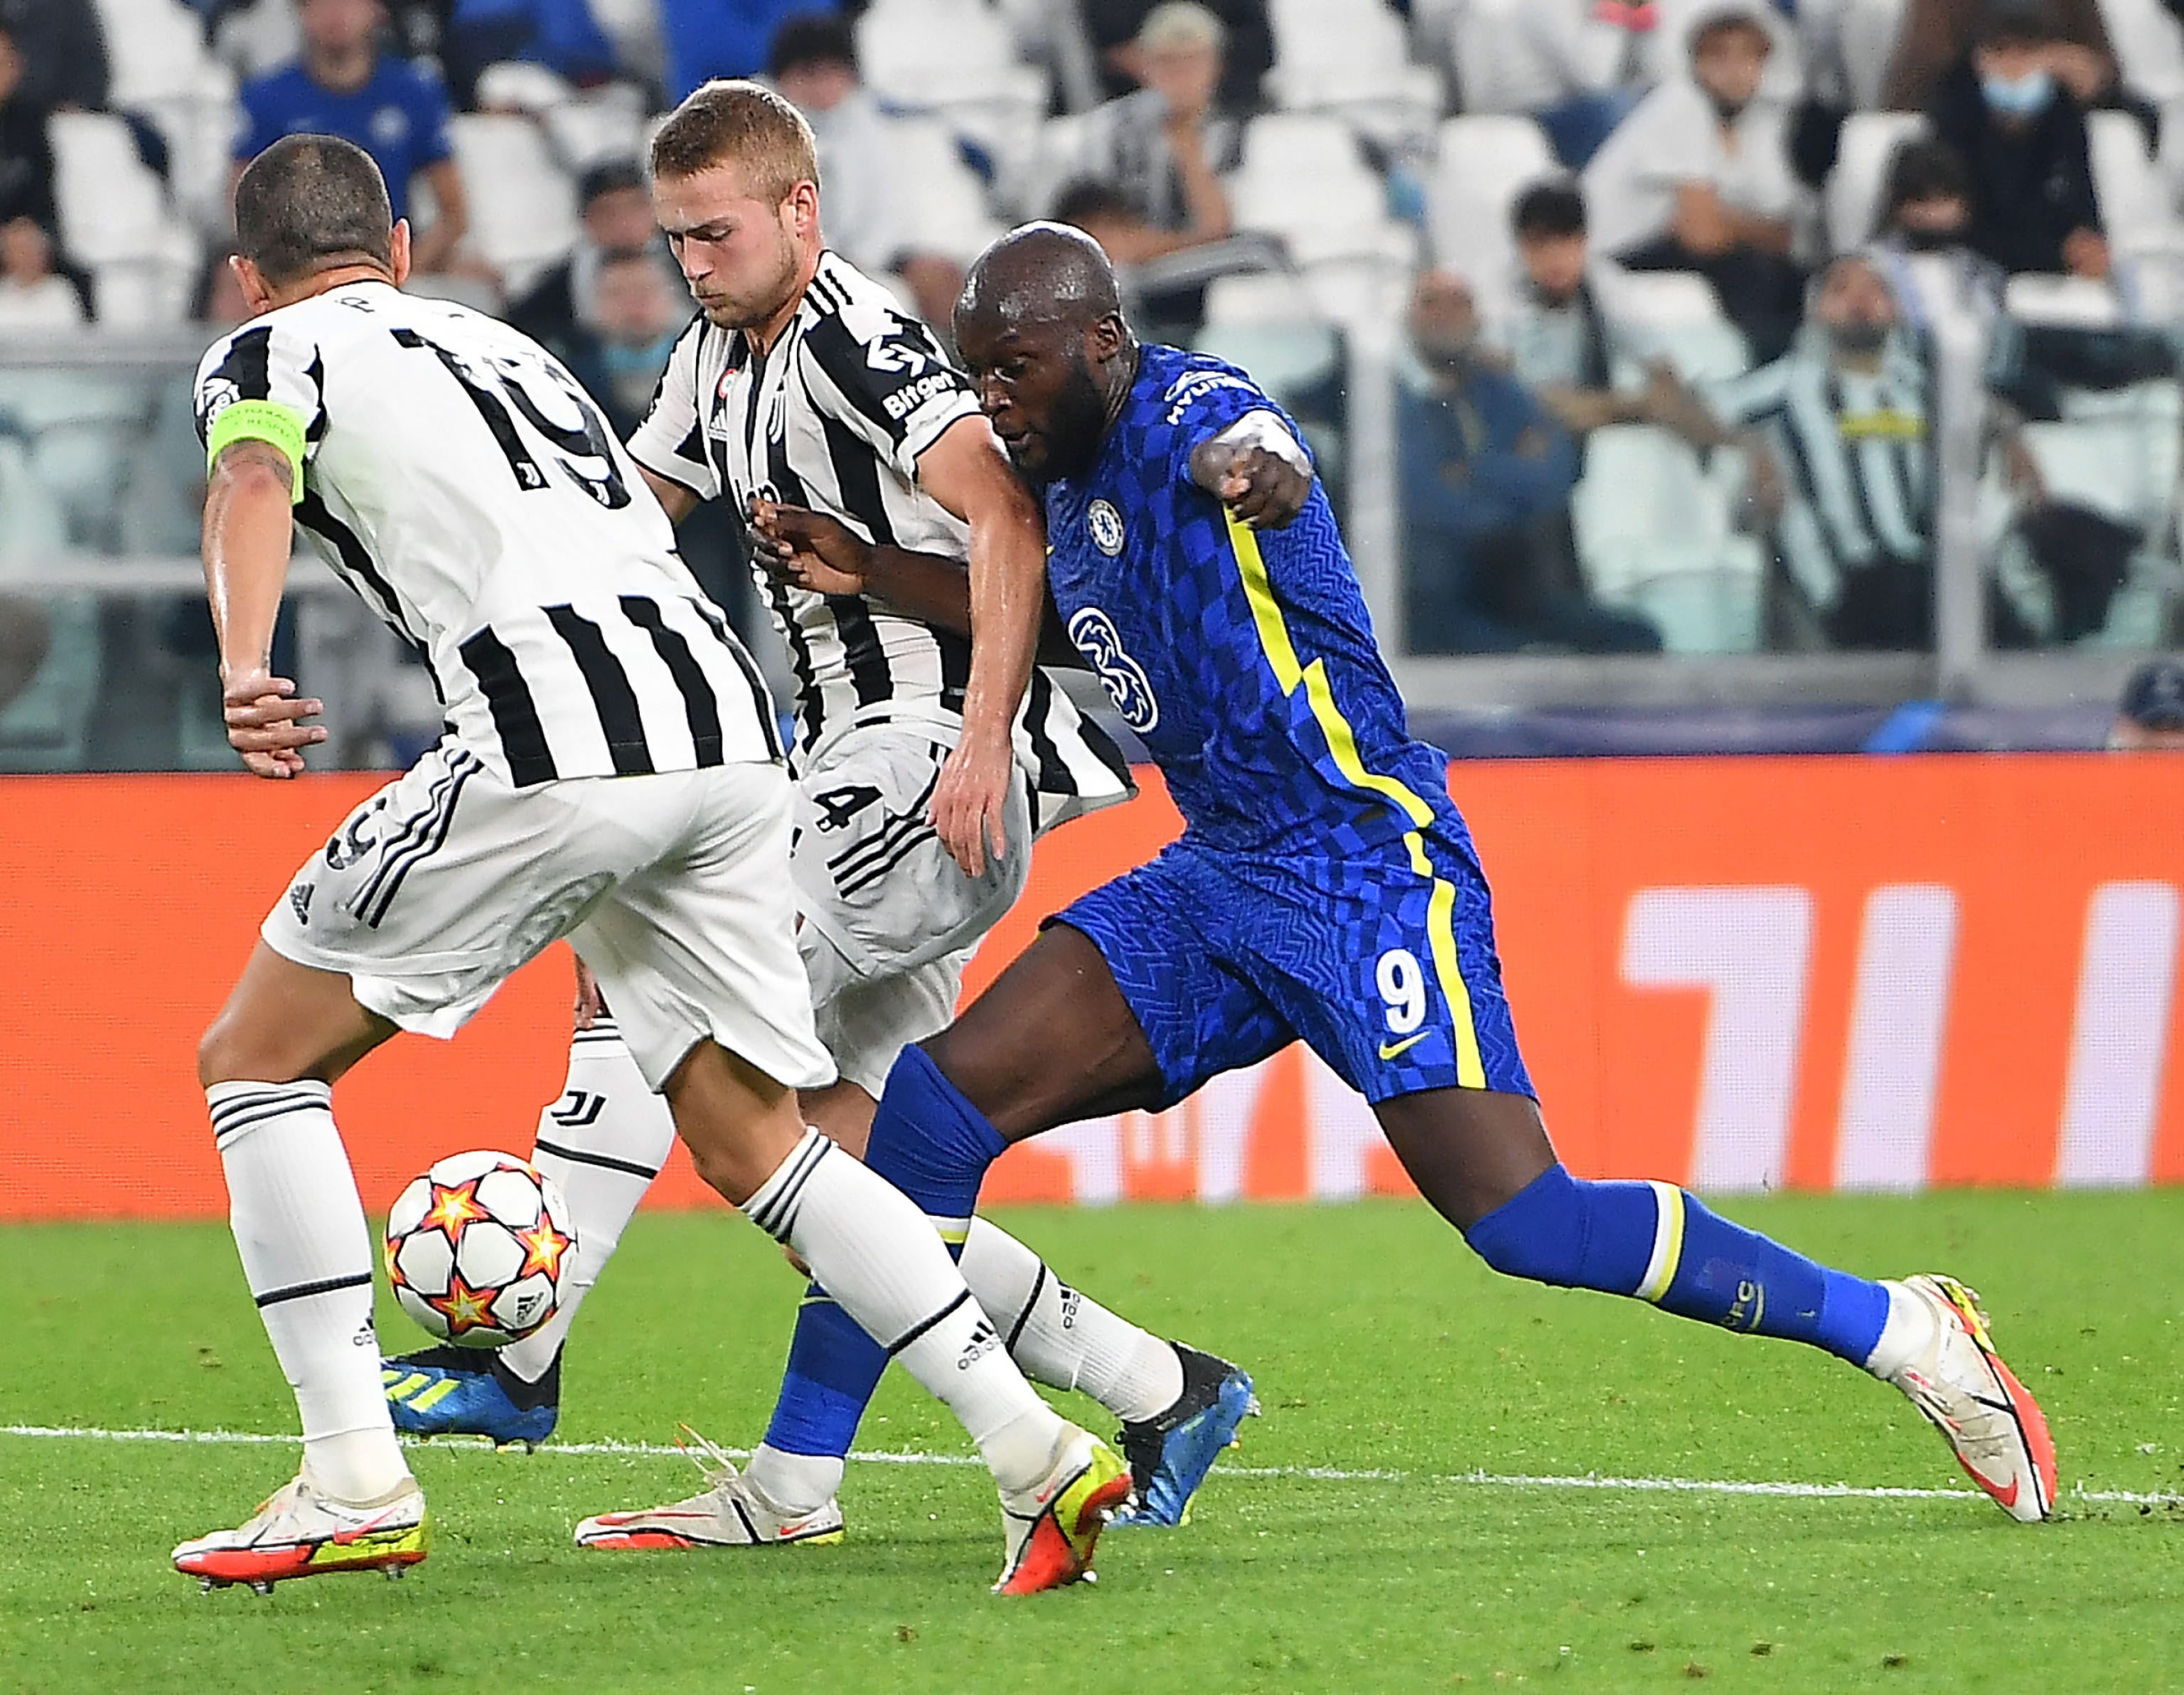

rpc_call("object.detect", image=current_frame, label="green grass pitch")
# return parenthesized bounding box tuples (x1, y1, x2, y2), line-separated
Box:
(2, 1193, 2180, 1694)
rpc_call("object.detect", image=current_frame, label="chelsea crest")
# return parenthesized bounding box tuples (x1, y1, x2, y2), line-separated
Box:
(1088, 499, 1125, 556)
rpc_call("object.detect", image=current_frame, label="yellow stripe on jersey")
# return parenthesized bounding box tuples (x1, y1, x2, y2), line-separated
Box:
(206, 398, 308, 503)
(1636, 1180, 1686, 1303)
(1224, 513, 1484, 1087)
(1406, 831, 1487, 1089)
(1227, 515, 1434, 828)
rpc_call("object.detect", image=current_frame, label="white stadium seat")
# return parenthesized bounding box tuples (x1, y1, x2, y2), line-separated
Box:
(1600, 268, 1752, 383)
(1424, 114, 1556, 312)
(1202, 272, 1322, 326)
(855, 0, 1046, 188)
(1826, 111, 1927, 252)
(1232, 114, 1396, 264)
(46, 112, 198, 325)
(2087, 111, 2183, 256)
(92, 0, 218, 107)
(540, 86, 648, 174)
(448, 114, 579, 299)
(886, 117, 1003, 267)
(87, 0, 240, 234)
(2003, 272, 2124, 326)
(2100, 0, 2184, 105)
(1833, 0, 1912, 109)
(1572, 424, 1762, 652)
(1263, 0, 1442, 138)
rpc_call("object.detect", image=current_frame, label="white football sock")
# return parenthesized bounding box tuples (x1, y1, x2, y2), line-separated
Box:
(503, 1022, 673, 1384)
(1864, 1280, 1942, 1379)
(960, 1218, 1184, 1423)
(208, 1081, 410, 1504)
(741, 1130, 1064, 1495)
(745, 1443, 844, 1516)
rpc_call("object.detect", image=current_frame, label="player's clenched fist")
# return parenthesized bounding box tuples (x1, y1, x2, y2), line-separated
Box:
(220, 668, 326, 780)
(1214, 444, 1312, 530)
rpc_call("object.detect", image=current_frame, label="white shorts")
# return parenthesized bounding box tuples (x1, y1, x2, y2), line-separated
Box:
(791, 722, 1031, 1095)
(261, 740, 835, 1094)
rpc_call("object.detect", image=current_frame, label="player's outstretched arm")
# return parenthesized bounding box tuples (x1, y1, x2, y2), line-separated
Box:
(751, 501, 1086, 668)
(1189, 410, 1315, 530)
(203, 438, 324, 779)
(914, 415, 1049, 879)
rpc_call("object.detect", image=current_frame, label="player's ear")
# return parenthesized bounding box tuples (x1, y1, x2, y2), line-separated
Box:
(233, 254, 277, 317)
(785, 180, 820, 241)
(387, 218, 413, 287)
(1088, 311, 1127, 364)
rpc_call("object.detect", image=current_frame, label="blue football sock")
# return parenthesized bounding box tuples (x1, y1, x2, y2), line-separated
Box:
(1462, 1163, 1891, 1367)
(759, 1046, 1010, 1460)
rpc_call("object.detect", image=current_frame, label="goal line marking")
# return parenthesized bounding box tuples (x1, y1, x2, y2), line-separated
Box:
(5, 1423, 2176, 1507)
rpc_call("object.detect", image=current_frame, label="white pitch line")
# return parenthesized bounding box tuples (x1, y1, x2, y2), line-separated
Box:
(6, 1423, 2178, 1507)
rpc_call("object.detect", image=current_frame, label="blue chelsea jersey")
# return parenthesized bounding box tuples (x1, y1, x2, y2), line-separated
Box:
(1045, 345, 1465, 857)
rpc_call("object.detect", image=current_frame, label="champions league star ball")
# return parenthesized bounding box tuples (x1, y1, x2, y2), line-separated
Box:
(384, 1151, 574, 1348)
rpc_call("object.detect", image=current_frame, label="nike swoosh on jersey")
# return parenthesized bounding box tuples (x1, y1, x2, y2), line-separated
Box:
(1378, 1032, 1430, 1061)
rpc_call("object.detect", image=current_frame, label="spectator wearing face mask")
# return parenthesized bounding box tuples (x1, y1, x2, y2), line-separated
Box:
(1581, 0, 1807, 362)
(1696, 252, 2052, 648)
(1883, 0, 2158, 150)
(1928, 0, 2106, 279)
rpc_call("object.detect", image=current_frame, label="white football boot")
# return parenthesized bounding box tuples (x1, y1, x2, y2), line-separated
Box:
(1877, 1274, 2057, 1522)
(573, 1426, 845, 1551)
(992, 1423, 1133, 1595)
(173, 1473, 429, 1592)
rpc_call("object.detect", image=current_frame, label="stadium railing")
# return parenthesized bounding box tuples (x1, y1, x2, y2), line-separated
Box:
(1, 296, 2176, 774)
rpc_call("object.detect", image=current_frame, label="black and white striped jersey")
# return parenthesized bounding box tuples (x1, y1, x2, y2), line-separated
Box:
(626, 250, 1131, 832)
(1708, 346, 1934, 614)
(193, 281, 781, 789)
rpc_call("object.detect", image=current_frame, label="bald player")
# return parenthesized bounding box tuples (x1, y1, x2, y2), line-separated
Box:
(597, 223, 2062, 1539)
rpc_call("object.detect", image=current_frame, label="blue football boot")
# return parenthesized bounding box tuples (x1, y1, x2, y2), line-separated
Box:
(382, 1346, 559, 1450)
(1108, 1343, 1259, 1528)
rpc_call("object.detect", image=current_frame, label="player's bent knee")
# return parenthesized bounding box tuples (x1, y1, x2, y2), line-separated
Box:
(1458, 1164, 1592, 1288)
(1462, 1219, 1588, 1287)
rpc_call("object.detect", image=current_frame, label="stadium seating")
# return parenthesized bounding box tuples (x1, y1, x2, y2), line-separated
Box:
(46, 113, 199, 326)
(447, 114, 581, 299)
(1231, 115, 1415, 284)
(2003, 272, 2124, 326)
(539, 85, 651, 174)
(1826, 110, 1927, 252)
(2102, 0, 2184, 105)
(1424, 114, 1556, 313)
(855, 0, 1046, 188)
(1601, 269, 1752, 383)
(1571, 424, 1765, 653)
(90, 0, 240, 235)
(1262, 0, 1442, 146)
(886, 117, 1005, 267)
(1832, 0, 1912, 110)
(2087, 111, 2184, 261)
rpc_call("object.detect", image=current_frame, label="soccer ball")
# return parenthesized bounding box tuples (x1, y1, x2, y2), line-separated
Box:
(384, 1150, 574, 1349)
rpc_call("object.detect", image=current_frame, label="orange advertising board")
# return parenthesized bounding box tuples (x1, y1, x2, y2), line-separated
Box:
(4, 755, 2181, 1221)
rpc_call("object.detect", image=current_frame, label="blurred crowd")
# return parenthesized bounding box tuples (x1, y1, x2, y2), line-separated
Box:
(2, 0, 2183, 696)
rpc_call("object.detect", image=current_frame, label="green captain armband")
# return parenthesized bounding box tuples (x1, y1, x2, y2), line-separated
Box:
(206, 400, 308, 503)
